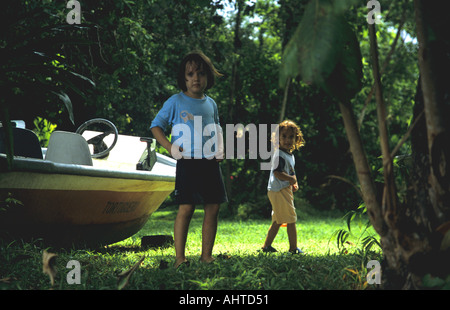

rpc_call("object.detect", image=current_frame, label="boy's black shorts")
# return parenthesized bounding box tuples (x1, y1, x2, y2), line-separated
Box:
(174, 158, 228, 205)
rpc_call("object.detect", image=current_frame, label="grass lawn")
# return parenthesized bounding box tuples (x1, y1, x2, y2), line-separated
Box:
(0, 204, 382, 291)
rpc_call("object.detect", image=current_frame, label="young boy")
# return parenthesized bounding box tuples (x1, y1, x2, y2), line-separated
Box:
(150, 51, 227, 268)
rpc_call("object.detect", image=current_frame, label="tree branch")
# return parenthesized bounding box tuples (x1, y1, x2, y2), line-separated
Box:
(368, 22, 398, 221)
(358, 14, 406, 130)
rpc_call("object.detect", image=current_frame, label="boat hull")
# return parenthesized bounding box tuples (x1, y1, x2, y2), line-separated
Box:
(0, 156, 175, 247)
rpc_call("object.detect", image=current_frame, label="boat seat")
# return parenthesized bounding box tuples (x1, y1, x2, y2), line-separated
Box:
(45, 131, 93, 166)
(0, 127, 43, 159)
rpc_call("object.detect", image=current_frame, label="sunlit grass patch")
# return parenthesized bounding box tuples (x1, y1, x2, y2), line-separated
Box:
(0, 205, 381, 290)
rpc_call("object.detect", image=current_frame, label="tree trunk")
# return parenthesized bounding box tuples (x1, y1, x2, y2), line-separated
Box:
(368, 23, 398, 221)
(0, 104, 14, 169)
(374, 0, 450, 289)
(224, 0, 244, 212)
(414, 0, 450, 221)
(338, 101, 384, 234)
(358, 14, 405, 130)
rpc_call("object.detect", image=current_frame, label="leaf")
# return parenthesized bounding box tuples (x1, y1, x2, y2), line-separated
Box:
(279, 0, 362, 102)
(333, 229, 350, 249)
(345, 268, 359, 275)
(42, 250, 58, 286)
(51, 91, 74, 125)
(422, 274, 446, 288)
(68, 71, 96, 87)
(361, 235, 381, 252)
(117, 256, 145, 290)
(280, 0, 338, 88)
(321, 21, 363, 102)
(332, 0, 360, 15)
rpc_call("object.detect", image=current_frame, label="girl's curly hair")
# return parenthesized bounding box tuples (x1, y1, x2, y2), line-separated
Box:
(271, 120, 305, 152)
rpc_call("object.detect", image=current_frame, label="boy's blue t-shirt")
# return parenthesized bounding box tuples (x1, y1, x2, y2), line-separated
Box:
(150, 92, 222, 159)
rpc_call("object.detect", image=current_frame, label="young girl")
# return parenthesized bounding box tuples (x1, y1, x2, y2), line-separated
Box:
(262, 120, 305, 254)
(150, 51, 227, 268)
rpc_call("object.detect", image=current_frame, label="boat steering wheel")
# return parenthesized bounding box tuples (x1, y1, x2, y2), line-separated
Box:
(76, 118, 119, 158)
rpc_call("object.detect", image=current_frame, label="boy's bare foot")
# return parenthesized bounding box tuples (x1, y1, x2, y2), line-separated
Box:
(174, 258, 189, 269)
(199, 256, 216, 264)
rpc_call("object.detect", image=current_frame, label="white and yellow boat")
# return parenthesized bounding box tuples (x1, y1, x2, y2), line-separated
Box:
(0, 119, 175, 247)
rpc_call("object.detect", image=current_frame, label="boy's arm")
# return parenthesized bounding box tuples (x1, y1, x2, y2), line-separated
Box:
(151, 126, 182, 159)
(273, 171, 297, 185)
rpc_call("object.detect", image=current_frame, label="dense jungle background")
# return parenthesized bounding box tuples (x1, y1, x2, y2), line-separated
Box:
(0, 0, 419, 215)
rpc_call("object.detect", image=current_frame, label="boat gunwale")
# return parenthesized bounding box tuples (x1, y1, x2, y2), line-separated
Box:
(0, 154, 175, 183)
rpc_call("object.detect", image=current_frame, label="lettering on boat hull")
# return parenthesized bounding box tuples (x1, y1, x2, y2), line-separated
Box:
(103, 201, 140, 214)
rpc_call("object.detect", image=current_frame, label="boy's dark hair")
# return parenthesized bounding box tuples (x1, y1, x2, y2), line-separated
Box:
(177, 51, 223, 92)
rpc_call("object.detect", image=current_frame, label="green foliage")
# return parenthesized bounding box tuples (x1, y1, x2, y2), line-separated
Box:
(0, 193, 23, 214)
(235, 195, 271, 220)
(32, 117, 57, 147)
(422, 274, 450, 290)
(331, 203, 381, 255)
(66, 0, 227, 135)
(0, 1, 96, 167)
(280, 0, 362, 103)
(0, 1, 95, 126)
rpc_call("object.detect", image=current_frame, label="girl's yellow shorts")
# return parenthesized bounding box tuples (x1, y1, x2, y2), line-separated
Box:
(267, 186, 297, 224)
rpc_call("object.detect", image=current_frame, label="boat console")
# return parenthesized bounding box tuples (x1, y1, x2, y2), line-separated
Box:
(0, 119, 159, 172)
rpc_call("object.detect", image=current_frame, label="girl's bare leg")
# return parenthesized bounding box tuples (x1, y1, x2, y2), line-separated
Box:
(263, 221, 281, 248)
(287, 223, 298, 251)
